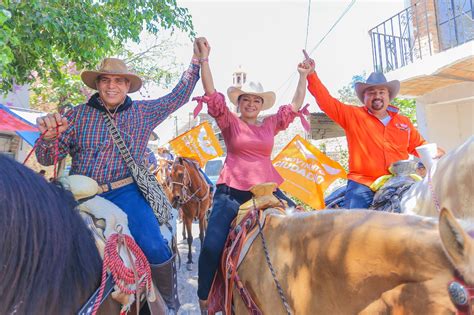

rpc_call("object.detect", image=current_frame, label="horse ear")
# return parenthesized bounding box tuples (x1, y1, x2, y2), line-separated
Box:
(439, 207, 474, 282)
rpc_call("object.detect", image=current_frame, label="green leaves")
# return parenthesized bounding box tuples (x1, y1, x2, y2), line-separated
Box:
(391, 98, 417, 124)
(0, 0, 194, 108)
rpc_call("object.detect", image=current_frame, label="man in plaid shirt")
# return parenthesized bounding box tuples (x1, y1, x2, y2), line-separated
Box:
(35, 37, 211, 312)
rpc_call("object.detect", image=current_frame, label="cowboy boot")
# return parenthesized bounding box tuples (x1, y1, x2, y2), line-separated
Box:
(199, 299, 208, 315)
(150, 253, 180, 313)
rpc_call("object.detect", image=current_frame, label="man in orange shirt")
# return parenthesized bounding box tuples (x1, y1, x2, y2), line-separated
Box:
(307, 67, 444, 208)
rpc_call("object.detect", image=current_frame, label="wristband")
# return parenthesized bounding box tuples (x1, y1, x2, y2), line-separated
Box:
(192, 57, 209, 64)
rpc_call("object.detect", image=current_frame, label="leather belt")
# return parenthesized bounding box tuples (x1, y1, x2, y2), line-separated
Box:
(99, 176, 134, 193)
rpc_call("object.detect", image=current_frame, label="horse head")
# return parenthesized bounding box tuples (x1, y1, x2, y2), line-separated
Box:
(170, 157, 191, 206)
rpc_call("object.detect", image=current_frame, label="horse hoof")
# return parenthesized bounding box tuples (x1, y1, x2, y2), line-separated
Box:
(186, 263, 193, 271)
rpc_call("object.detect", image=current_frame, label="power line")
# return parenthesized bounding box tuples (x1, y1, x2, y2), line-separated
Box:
(306, 0, 356, 56)
(275, 0, 357, 104)
(304, 0, 312, 50)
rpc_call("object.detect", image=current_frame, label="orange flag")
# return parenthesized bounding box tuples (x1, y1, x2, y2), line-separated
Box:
(273, 135, 347, 209)
(169, 121, 224, 167)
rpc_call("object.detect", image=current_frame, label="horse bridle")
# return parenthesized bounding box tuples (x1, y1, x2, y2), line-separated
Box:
(448, 272, 474, 315)
(170, 158, 209, 206)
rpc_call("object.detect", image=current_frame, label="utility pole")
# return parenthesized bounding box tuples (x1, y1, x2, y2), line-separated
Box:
(174, 116, 178, 137)
(188, 112, 193, 130)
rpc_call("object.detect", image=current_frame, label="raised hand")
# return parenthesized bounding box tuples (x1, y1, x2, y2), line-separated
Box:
(300, 49, 315, 75)
(36, 113, 68, 141)
(193, 37, 211, 59)
(297, 58, 315, 76)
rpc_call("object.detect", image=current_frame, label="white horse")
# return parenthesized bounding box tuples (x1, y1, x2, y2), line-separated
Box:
(401, 136, 473, 220)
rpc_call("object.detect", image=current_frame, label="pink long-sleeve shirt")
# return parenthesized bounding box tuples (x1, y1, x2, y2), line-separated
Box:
(206, 92, 299, 191)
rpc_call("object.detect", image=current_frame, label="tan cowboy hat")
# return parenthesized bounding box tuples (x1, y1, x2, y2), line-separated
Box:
(227, 81, 276, 111)
(81, 58, 143, 93)
(354, 72, 400, 103)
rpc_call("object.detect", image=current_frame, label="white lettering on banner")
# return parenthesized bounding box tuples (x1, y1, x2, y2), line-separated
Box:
(183, 135, 204, 162)
(277, 157, 326, 175)
(274, 160, 325, 184)
(198, 126, 217, 156)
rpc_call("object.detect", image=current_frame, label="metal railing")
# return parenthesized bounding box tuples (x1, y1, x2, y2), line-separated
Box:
(370, 0, 432, 73)
(370, 0, 474, 73)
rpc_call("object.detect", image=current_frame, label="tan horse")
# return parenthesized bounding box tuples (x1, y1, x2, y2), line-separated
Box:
(401, 135, 473, 220)
(232, 208, 473, 314)
(170, 157, 212, 270)
(154, 156, 174, 203)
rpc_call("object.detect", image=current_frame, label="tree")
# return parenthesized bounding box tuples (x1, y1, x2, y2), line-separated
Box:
(337, 72, 366, 105)
(30, 35, 184, 112)
(337, 73, 417, 123)
(391, 98, 417, 124)
(0, 0, 195, 108)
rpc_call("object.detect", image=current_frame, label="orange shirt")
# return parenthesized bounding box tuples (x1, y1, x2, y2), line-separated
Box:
(307, 72, 426, 186)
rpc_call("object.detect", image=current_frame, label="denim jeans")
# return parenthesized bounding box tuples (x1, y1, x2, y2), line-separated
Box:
(197, 184, 294, 300)
(101, 183, 172, 264)
(343, 179, 375, 209)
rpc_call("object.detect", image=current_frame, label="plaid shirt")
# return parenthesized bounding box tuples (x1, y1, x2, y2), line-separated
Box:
(36, 63, 200, 185)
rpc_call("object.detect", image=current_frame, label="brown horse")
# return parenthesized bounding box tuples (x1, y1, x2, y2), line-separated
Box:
(230, 207, 473, 314)
(170, 157, 212, 270)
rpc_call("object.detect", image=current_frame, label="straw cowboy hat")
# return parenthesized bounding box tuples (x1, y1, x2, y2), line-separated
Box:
(354, 72, 400, 103)
(227, 81, 276, 111)
(81, 58, 143, 93)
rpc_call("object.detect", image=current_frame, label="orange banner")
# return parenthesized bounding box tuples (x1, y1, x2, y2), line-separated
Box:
(273, 135, 347, 209)
(169, 121, 224, 167)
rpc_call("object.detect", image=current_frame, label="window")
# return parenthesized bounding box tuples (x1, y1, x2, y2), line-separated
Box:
(0, 135, 13, 153)
(436, 0, 474, 50)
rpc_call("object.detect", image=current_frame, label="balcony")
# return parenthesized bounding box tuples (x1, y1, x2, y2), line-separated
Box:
(369, 0, 473, 73)
(369, 0, 473, 96)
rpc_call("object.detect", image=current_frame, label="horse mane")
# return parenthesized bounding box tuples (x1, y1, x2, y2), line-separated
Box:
(0, 155, 102, 314)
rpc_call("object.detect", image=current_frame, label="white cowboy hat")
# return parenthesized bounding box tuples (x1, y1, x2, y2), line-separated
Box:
(354, 72, 400, 103)
(227, 81, 276, 111)
(81, 58, 143, 93)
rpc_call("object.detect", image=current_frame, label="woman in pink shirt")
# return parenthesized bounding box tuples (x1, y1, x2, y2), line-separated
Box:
(195, 39, 314, 311)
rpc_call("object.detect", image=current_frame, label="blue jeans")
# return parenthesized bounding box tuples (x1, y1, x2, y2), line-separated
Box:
(343, 180, 375, 209)
(197, 184, 294, 300)
(101, 183, 172, 264)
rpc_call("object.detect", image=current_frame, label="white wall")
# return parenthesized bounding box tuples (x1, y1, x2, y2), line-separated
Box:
(416, 82, 474, 151)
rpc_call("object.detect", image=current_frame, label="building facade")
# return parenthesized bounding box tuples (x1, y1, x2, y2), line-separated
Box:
(369, 0, 473, 150)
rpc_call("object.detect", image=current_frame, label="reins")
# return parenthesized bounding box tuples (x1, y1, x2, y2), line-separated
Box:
(91, 230, 152, 315)
(252, 198, 293, 315)
(23, 128, 60, 179)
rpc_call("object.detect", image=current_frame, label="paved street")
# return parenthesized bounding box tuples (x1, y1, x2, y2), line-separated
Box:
(176, 221, 201, 315)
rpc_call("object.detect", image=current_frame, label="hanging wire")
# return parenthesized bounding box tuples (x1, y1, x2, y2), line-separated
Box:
(304, 0, 312, 50)
(306, 0, 356, 56)
(275, 0, 357, 104)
